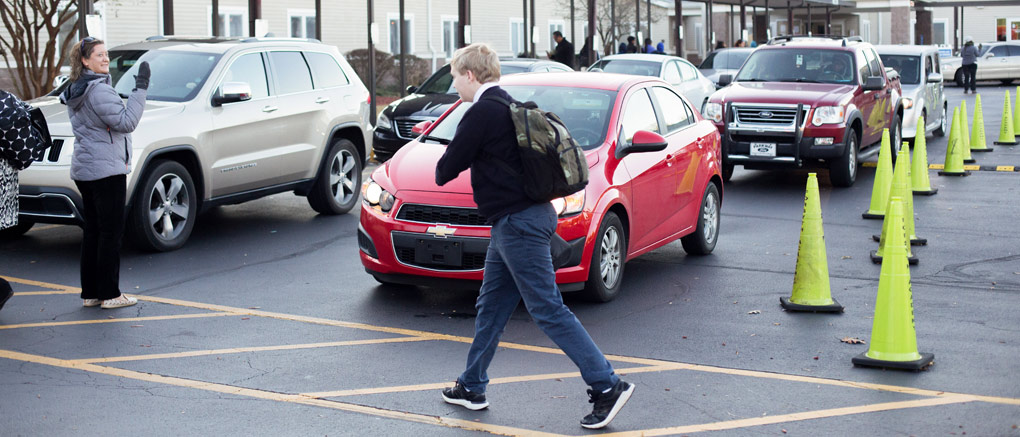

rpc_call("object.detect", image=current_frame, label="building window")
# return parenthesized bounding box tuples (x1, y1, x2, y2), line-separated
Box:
(548, 20, 564, 52)
(510, 18, 524, 57)
(442, 16, 459, 58)
(388, 14, 414, 55)
(933, 19, 947, 46)
(288, 9, 316, 38)
(208, 7, 246, 37)
(998, 17, 1020, 41)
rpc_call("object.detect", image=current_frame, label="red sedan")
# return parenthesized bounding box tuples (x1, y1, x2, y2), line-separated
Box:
(358, 72, 723, 302)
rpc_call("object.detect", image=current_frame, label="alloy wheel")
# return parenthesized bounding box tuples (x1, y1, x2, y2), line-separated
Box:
(600, 226, 623, 289)
(148, 173, 190, 241)
(329, 149, 357, 205)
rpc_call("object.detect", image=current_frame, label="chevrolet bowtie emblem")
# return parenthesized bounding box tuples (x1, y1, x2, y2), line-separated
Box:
(426, 225, 457, 238)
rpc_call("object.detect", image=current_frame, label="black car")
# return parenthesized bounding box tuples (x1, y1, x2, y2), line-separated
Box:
(372, 58, 573, 161)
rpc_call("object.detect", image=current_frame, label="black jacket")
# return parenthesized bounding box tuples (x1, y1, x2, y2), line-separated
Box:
(552, 39, 576, 69)
(435, 87, 533, 223)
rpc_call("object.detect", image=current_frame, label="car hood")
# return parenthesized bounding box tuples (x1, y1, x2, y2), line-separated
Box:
(380, 140, 600, 196)
(28, 95, 187, 137)
(711, 82, 855, 107)
(386, 92, 460, 119)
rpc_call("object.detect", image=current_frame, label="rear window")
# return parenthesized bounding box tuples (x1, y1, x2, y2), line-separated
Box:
(589, 59, 662, 77)
(305, 52, 349, 88)
(879, 54, 920, 85)
(269, 51, 313, 94)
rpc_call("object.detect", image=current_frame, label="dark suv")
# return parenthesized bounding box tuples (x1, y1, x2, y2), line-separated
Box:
(703, 36, 904, 187)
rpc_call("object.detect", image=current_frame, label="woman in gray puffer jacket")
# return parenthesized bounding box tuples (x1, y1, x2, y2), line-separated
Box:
(60, 37, 149, 309)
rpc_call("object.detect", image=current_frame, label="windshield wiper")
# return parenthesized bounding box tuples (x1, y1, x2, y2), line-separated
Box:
(778, 78, 823, 83)
(421, 135, 450, 144)
(736, 78, 769, 82)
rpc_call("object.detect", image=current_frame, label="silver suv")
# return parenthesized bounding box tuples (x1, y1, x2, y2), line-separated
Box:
(14, 37, 372, 251)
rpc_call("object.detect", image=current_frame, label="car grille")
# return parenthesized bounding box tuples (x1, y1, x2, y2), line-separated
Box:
(391, 231, 490, 271)
(733, 106, 809, 127)
(395, 247, 487, 271)
(394, 118, 431, 139)
(396, 204, 488, 226)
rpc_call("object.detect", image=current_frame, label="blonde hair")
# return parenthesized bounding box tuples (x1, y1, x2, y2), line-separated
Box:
(450, 43, 500, 84)
(69, 37, 105, 82)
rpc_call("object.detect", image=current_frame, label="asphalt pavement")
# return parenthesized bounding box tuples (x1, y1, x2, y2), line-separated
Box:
(1, 83, 1018, 436)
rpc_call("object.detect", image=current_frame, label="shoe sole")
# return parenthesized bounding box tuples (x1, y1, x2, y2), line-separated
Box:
(442, 394, 489, 411)
(101, 300, 137, 309)
(83, 301, 101, 307)
(580, 383, 635, 429)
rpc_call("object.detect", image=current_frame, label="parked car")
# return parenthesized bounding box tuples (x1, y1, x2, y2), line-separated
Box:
(941, 40, 1020, 86)
(588, 54, 716, 112)
(359, 72, 723, 302)
(699, 48, 755, 88)
(876, 45, 948, 142)
(704, 35, 904, 187)
(372, 58, 572, 162)
(10, 36, 373, 250)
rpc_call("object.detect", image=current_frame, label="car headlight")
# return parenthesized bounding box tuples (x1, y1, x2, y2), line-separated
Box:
(703, 102, 723, 123)
(361, 179, 395, 213)
(901, 98, 913, 109)
(376, 112, 392, 131)
(811, 106, 845, 126)
(550, 190, 585, 216)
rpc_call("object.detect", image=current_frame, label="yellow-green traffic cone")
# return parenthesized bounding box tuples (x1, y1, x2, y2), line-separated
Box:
(970, 94, 992, 153)
(960, 100, 975, 163)
(940, 108, 971, 176)
(872, 152, 920, 265)
(781, 173, 843, 313)
(994, 91, 1018, 146)
(911, 116, 938, 195)
(853, 198, 934, 371)
(875, 146, 926, 246)
(1014, 86, 1020, 139)
(862, 128, 894, 219)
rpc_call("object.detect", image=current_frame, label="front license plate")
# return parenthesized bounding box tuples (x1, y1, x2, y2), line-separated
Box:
(414, 238, 463, 266)
(750, 142, 776, 157)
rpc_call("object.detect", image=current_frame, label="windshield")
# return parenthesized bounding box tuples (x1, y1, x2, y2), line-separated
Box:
(589, 59, 661, 77)
(735, 49, 855, 84)
(700, 50, 751, 70)
(415, 64, 539, 94)
(424, 85, 617, 150)
(879, 54, 920, 85)
(110, 50, 221, 102)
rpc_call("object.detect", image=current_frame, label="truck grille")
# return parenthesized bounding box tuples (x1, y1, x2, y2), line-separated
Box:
(734, 106, 802, 125)
(396, 204, 488, 226)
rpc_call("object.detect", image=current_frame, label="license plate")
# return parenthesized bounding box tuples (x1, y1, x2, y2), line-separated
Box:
(414, 238, 463, 266)
(750, 142, 776, 157)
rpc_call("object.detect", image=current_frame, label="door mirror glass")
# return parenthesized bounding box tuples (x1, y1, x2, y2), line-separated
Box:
(212, 82, 253, 107)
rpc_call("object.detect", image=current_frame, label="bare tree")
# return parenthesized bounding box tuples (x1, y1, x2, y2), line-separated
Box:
(0, 0, 78, 99)
(554, 0, 666, 55)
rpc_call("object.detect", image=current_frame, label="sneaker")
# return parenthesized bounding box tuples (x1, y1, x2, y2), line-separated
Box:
(83, 299, 101, 307)
(101, 294, 137, 309)
(441, 381, 489, 410)
(580, 380, 634, 429)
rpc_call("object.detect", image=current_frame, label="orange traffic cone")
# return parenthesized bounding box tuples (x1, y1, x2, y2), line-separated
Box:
(853, 198, 934, 371)
(781, 173, 843, 312)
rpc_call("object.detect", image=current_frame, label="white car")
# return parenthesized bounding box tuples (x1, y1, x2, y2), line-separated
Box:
(941, 41, 1020, 86)
(589, 54, 716, 111)
(876, 45, 948, 142)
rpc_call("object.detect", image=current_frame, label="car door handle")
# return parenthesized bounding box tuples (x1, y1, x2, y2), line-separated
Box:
(666, 154, 674, 166)
(315, 97, 330, 104)
(262, 105, 278, 113)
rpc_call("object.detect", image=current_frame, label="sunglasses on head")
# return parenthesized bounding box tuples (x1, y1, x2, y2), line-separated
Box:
(80, 37, 96, 58)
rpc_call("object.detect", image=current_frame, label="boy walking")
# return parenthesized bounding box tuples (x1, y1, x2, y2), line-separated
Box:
(435, 43, 633, 430)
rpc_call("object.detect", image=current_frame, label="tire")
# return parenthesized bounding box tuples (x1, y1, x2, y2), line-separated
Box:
(308, 139, 361, 215)
(130, 160, 198, 252)
(0, 219, 34, 240)
(1001, 79, 1015, 85)
(582, 212, 627, 303)
(888, 114, 902, 165)
(829, 128, 859, 187)
(955, 71, 964, 87)
(681, 183, 721, 255)
(934, 103, 947, 137)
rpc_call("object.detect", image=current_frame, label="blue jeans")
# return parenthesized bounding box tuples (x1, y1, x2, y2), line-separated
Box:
(458, 203, 619, 393)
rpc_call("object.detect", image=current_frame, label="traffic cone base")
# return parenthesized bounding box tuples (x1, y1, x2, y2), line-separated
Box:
(972, 148, 993, 153)
(852, 351, 934, 371)
(872, 234, 927, 245)
(870, 250, 919, 265)
(963, 158, 977, 163)
(862, 211, 884, 220)
(994, 139, 1019, 146)
(938, 169, 971, 177)
(913, 187, 938, 196)
(780, 296, 844, 312)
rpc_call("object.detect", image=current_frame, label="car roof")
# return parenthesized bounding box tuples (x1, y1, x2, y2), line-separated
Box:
(761, 37, 862, 51)
(499, 71, 654, 91)
(599, 54, 683, 63)
(709, 48, 755, 54)
(111, 36, 327, 54)
(873, 45, 940, 56)
(500, 59, 568, 68)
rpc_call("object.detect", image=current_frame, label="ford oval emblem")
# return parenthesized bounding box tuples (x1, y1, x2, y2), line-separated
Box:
(759, 111, 774, 118)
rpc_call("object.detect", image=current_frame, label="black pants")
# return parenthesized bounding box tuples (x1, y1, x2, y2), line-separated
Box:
(75, 174, 126, 301)
(962, 64, 977, 92)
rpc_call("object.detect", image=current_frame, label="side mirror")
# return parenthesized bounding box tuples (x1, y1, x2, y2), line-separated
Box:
(52, 74, 69, 89)
(411, 120, 433, 135)
(863, 76, 885, 91)
(618, 130, 668, 157)
(927, 72, 943, 83)
(587, 67, 604, 73)
(211, 82, 253, 107)
(717, 74, 733, 87)
(986, 52, 995, 58)
(406, 85, 418, 94)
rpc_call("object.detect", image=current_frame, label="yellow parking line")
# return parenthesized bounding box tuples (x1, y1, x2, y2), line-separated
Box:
(0, 349, 566, 437)
(13, 290, 81, 296)
(0, 312, 234, 330)
(71, 337, 435, 364)
(595, 395, 975, 437)
(303, 364, 684, 399)
(929, 163, 945, 169)
(997, 165, 1015, 172)
(0, 275, 80, 292)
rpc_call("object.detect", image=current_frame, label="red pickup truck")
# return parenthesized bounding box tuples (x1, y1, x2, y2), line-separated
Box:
(703, 36, 904, 187)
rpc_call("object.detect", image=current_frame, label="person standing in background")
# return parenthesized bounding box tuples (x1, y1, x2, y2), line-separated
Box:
(960, 36, 979, 94)
(61, 37, 149, 309)
(548, 31, 576, 69)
